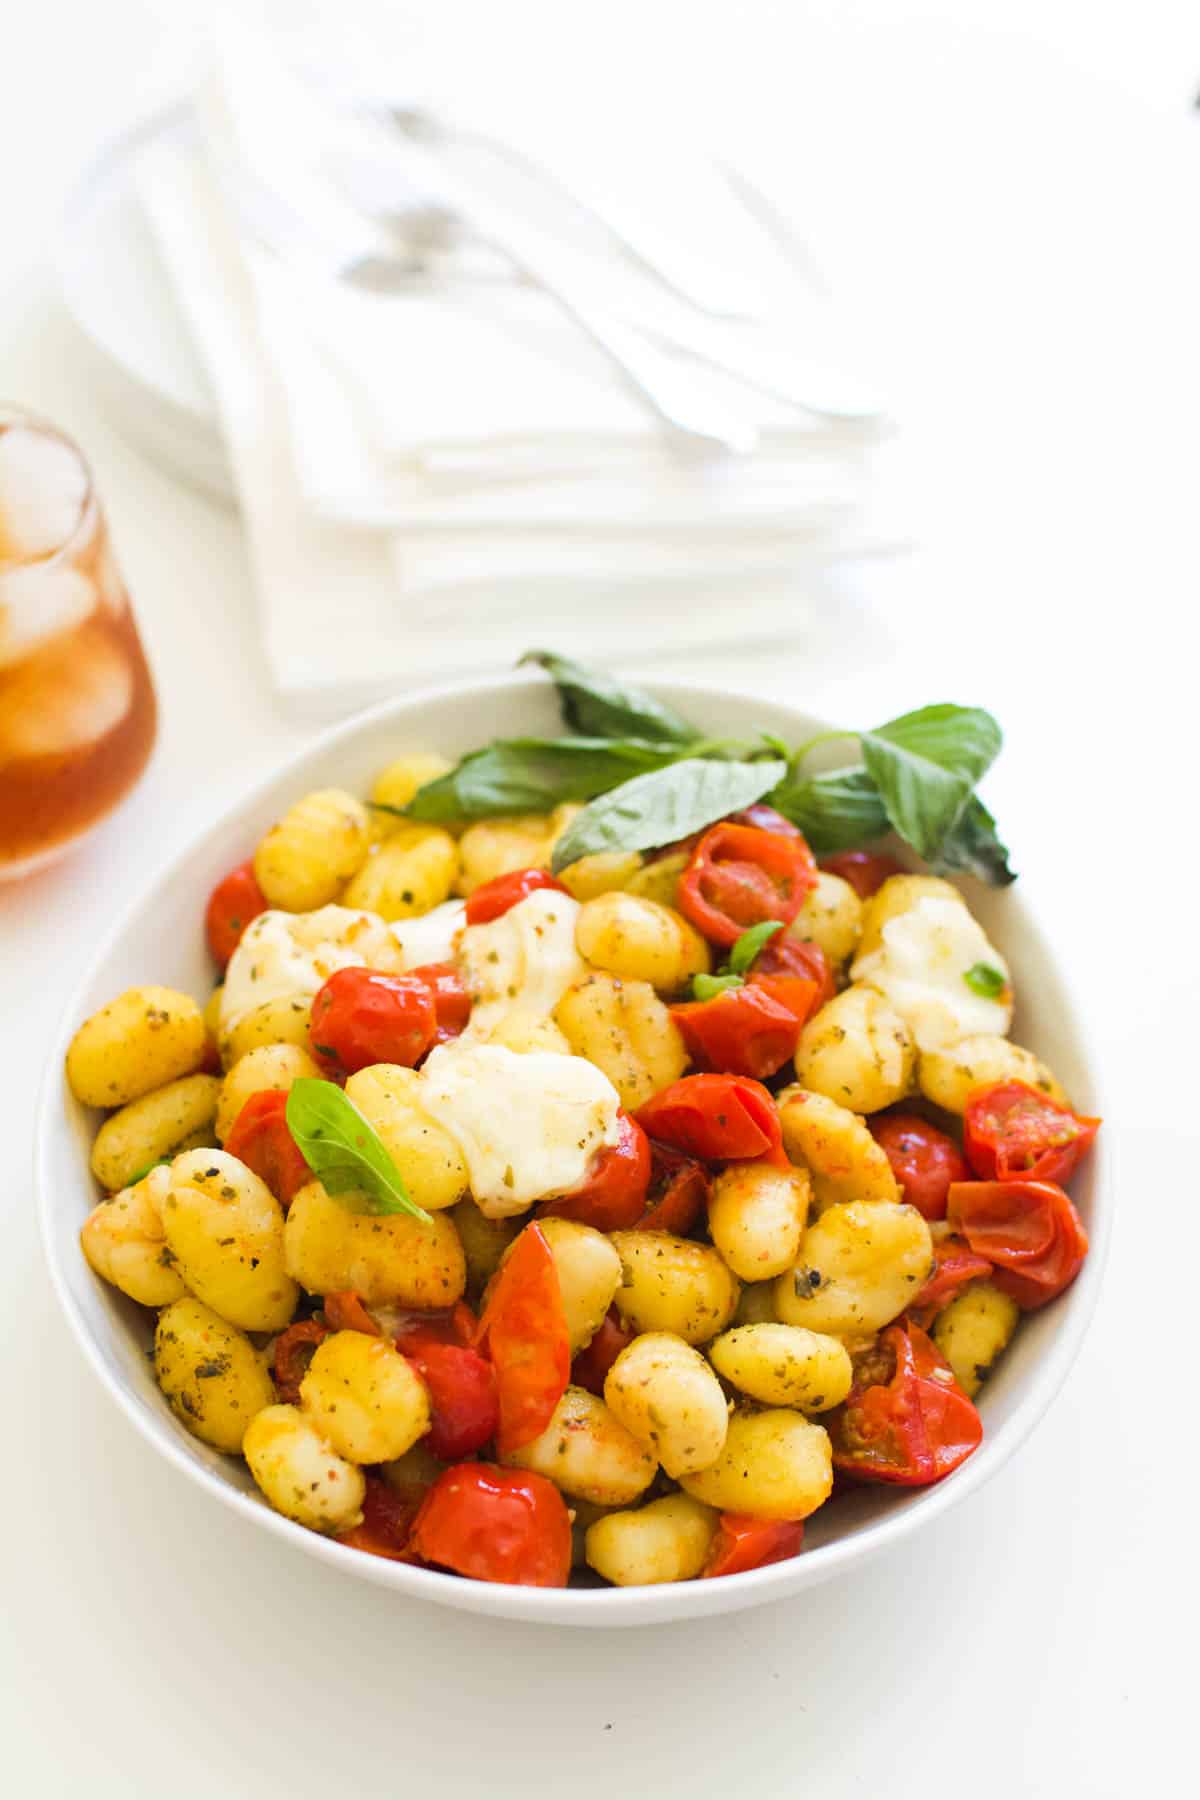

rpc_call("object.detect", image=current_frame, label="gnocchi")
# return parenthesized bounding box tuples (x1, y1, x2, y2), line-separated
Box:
(161, 1148, 298, 1333)
(90, 1072, 221, 1193)
(918, 1034, 1068, 1113)
(575, 892, 710, 992)
(792, 985, 915, 1114)
(502, 1385, 658, 1505)
(554, 973, 688, 1110)
(253, 787, 370, 911)
(154, 1297, 275, 1453)
(609, 1231, 740, 1345)
(67, 985, 208, 1107)
(708, 1323, 853, 1412)
(284, 1179, 466, 1308)
(679, 1408, 834, 1521)
(707, 1161, 811, 1281)
(585, 1494, 717, 1587)
(342, 822, 459, 920)
(773, 1201, 933, 1340)
(777, 1086, 901, 1211)
(603, 1331, 729, 1477)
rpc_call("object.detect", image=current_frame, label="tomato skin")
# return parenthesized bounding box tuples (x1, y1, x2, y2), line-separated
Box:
(539, 1111, 652, 1232)
(570, 1307, 635, 1396)
(464, 868, 570, 926)
(272, 1318, 328, 1404)
(391, 1301, 477, 1350)
(409, 1463, 572, 1587)
(678, 822, 819, 948)
(336, 1476, 422, 1564)
(309, 967, 437, 1077)
(475, 1224, 571, 1456)
(947, 1180, 1089, 1309)
(224, 1091, 312, 1208)
(703, 1514, 805, 1578)
(406, 961, 471, 1044)
(909, 1236, 994, 1329)
(671, 982, 806, 1081)
(963, 1081, 1100, 1185)
(638, 1141, 710, 1234)
(819, 850, 905, 899)
(323, 1291, 380, 1335)
(828, 1322, 982, 1485)
(204, 860, 268, 967)
(398, 1336, 500, 1461)
(869, 1112, 968, 1222)
(731, 804, 802, 837)
(750, 934, 836, 1011)
(636, 1074, 785, 1165)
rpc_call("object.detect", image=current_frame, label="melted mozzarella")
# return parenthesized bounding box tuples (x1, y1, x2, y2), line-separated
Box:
(390, 899, 467, 971)
(850, 895, 1012, 1052)
(219, 904, 402, 1033)
(420, 1040, 622, 1217)
(458, 888, 586, 1049)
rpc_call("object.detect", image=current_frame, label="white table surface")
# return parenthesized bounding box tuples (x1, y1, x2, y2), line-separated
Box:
(2, 4, 1197, 1795)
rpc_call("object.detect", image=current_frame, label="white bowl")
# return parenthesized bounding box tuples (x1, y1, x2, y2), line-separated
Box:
(36, 673, 1109, 1627)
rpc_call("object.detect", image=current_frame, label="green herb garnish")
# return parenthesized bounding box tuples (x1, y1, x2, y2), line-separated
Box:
(550, 757, 787, 872)
(691, 972, 746, 1000)
(519, 650, 700, 745)
(728, 920, 785, 974)
(285, 1079, 431, 1223)
(963, 962, 1008, 999)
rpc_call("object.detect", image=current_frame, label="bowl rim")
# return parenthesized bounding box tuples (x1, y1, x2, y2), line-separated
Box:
(35, 668, 1112, 1627)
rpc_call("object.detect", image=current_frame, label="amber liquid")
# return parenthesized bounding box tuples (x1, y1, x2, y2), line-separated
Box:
(0, 420, 158, 874)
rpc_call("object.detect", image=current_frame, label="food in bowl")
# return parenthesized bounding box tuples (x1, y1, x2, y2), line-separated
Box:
(67, 654, 1098, 1591)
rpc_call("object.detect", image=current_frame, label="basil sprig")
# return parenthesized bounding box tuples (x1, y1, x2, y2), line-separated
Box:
(285, 1079, 431, 1224)
(405, 737, 678, 822)
(519, 650, 700, 745)
(550, 758, 787, 872)
(689, 921, 784, 1000)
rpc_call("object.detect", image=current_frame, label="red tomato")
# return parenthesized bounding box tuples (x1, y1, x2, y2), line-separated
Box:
(637, 1074, 784, 1165)
(539, 1111, 652, 1232)
(475, 1224, 570, 1456)
(464, 868, 570, 926)
(223, 1091, 312, 1208)
(272, 1318, 327, 1404)
(947, 1180, 1089, 1309)
(819, 850, 905, 899)
(671, 982, 805, 1081)
(678, 822, 819, 948)
(703, 1514, 805, 1578)
(309, 967, 437, 1077)
(406, 961, 471, 1044)
(391, 1301, 477, 1349)
(749, 933, 836, 1010)
(828, 1322, 982, 1485)
(963, 1081, 1100, 1185)
(570, 1307, 635, 1396)
(323, 1291, 380, 1335)
(638, 1141, 710, 1234)
(204, 859, 268, 967)
(731, 803, 802, 837)
(398, 1335, 499, 1461)
(336, 1476, 422, 1564)
(909, 1236, 994, 1329)
(409, 1463, 572, 1587)
(868, 1112, 968, 1221)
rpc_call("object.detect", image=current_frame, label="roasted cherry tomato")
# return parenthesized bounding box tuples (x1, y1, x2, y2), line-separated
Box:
(638, 1141, 710, 1234)
(819, 850, 905, 899)
(322, 1290, 380, 1335)
(947, 1180, 1089, 1309)
(409, 1463, 572, 1587)
(869, 1111, 968, 1221)
(909, 1236, 994, 1329)
(963, 1081, 1100, 1185)
(671, 982, 807, 1081)
(464, 868, 570, 926)
(309, 967, 437, 1077)
(475, 1224, 570, 1456)
(750, 933, 836, 1011)
(731, 803, 802, 837)
(637, 1074, 784, 1165)
(336, 1475, 422, 1564)
(570, 1306, 635, 1396)
(224, 1090, 312, 1208)
(406, 961, 471, 1044)
(828, 1321, 982, 1485)
(678, 822, 819, 948)
(391, 1301, 477, 1349)
(204, 859, 268, 967)
(703, 1514, 805, 1578)
(397, 1333, 499, 1461)
(540, 1111, 651, 1232)
(272, 1317, 327, 1404)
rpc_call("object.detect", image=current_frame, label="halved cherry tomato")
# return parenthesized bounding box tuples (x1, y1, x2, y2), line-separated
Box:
(397, 1334, 499, 1461)
(272, 1318, 328, 1404)
(638, 1141, 710, 1234)
(406, 961, 471, 1044)
(678, 823, 819, 948)
(475, 1224, 570, 1456)
(750, 934, 836, 1011)
(828, 1321, 982, 1485)
(703, 1514, 805, 1578)
(336, 1475, 422, 1564)
(671, 982, 807, 1081)
(323, 1291, 380, 1335)
(204, 859, 268, 967)
(731, 804, 802, 837)
(819, 850, 905, 899)
(869, 1112, 967, 1221)
(909, 1236, 994, 1329)
(410, 1463, 572, 1587)
(309, 967, 436, 1077)
(224, 1091, 312, 1208)
(570, 1307, 635, 1396)
(539, 1111, 651, 1232)
(464, 868, 570, 926)
(391, 1301, 477, 1350)
(637, 1074, 785, 1165)
(963, 1081, 1100, 1185)
(947, 1180, 1089, 1309)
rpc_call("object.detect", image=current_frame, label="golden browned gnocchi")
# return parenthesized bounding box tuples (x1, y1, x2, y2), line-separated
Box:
(534, 1218, 622, 1354)
(603, 1331, 729, 1477)
(449, 1198, 521, 1297)
(154, 1297, 275, 1452)
(624, 849, 689, 910)
(455, 813, 557, 895)
(792, 986, 915, 1114)
(344, 1065, 469, 1212)
(284, 1179, 466, 1308)
(708, 1323, 853, 1412)
(585, 1494, 717, 1587)
(932, 1281, 1020, 1397)
(342, 823, 459, 920)
(162, 1148, 298, 1332)
(575, 892, 711, 991)
(787, 870, 863, 966)
(243, 1404, 366, 1531)
(557, 850, 643, 901)
(554, 973, 688, 1110)
(609, 1231, 740, 1345)
(502, 1386, 658, 1505)
(773, 1200, 933, 1340)
(221, 995, 314, 1069)
(777, 1086, 901, 1211)
(67, 985, 208, 1107)
(298, 1330, 431, 1463)
(918, 1034, 1068, 1113)
(215, 1043, 319, 1144)
(253, 788, 369, 911)
(90, 1071, 221, 1193)
(679, 1408, 834, 1520)
(369, 752, 453, 826)
(707, 1161, 811, 1281)
(81, 1165, 186, 1307)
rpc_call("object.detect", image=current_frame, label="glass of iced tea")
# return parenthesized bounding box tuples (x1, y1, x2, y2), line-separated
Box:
(0, 408, 157, 878)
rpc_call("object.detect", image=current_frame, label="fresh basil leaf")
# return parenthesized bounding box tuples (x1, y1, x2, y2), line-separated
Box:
(933, 794, 1017, 886)
(125, 1155, 172, 1186)
(770, 766, 890, 852)
(758, 731, 792, 760)
(520, 650, 700, 745)
(860, 705, 1002, 861)
(551, 757, 787, 872)
(870, 704, 1002, 785)
(285, 1079, 431, 1223)
(728, 919, 785, 974)
(963, 961, 1008, 998)
(406, 736, 678, 822)
(692, 972, 746, 1000)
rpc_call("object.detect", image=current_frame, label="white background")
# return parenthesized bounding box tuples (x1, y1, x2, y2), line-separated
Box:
(2, 3, 1197, 1795)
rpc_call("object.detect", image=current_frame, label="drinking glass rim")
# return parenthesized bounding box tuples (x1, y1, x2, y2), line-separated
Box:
(0, 404, 97, 572)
